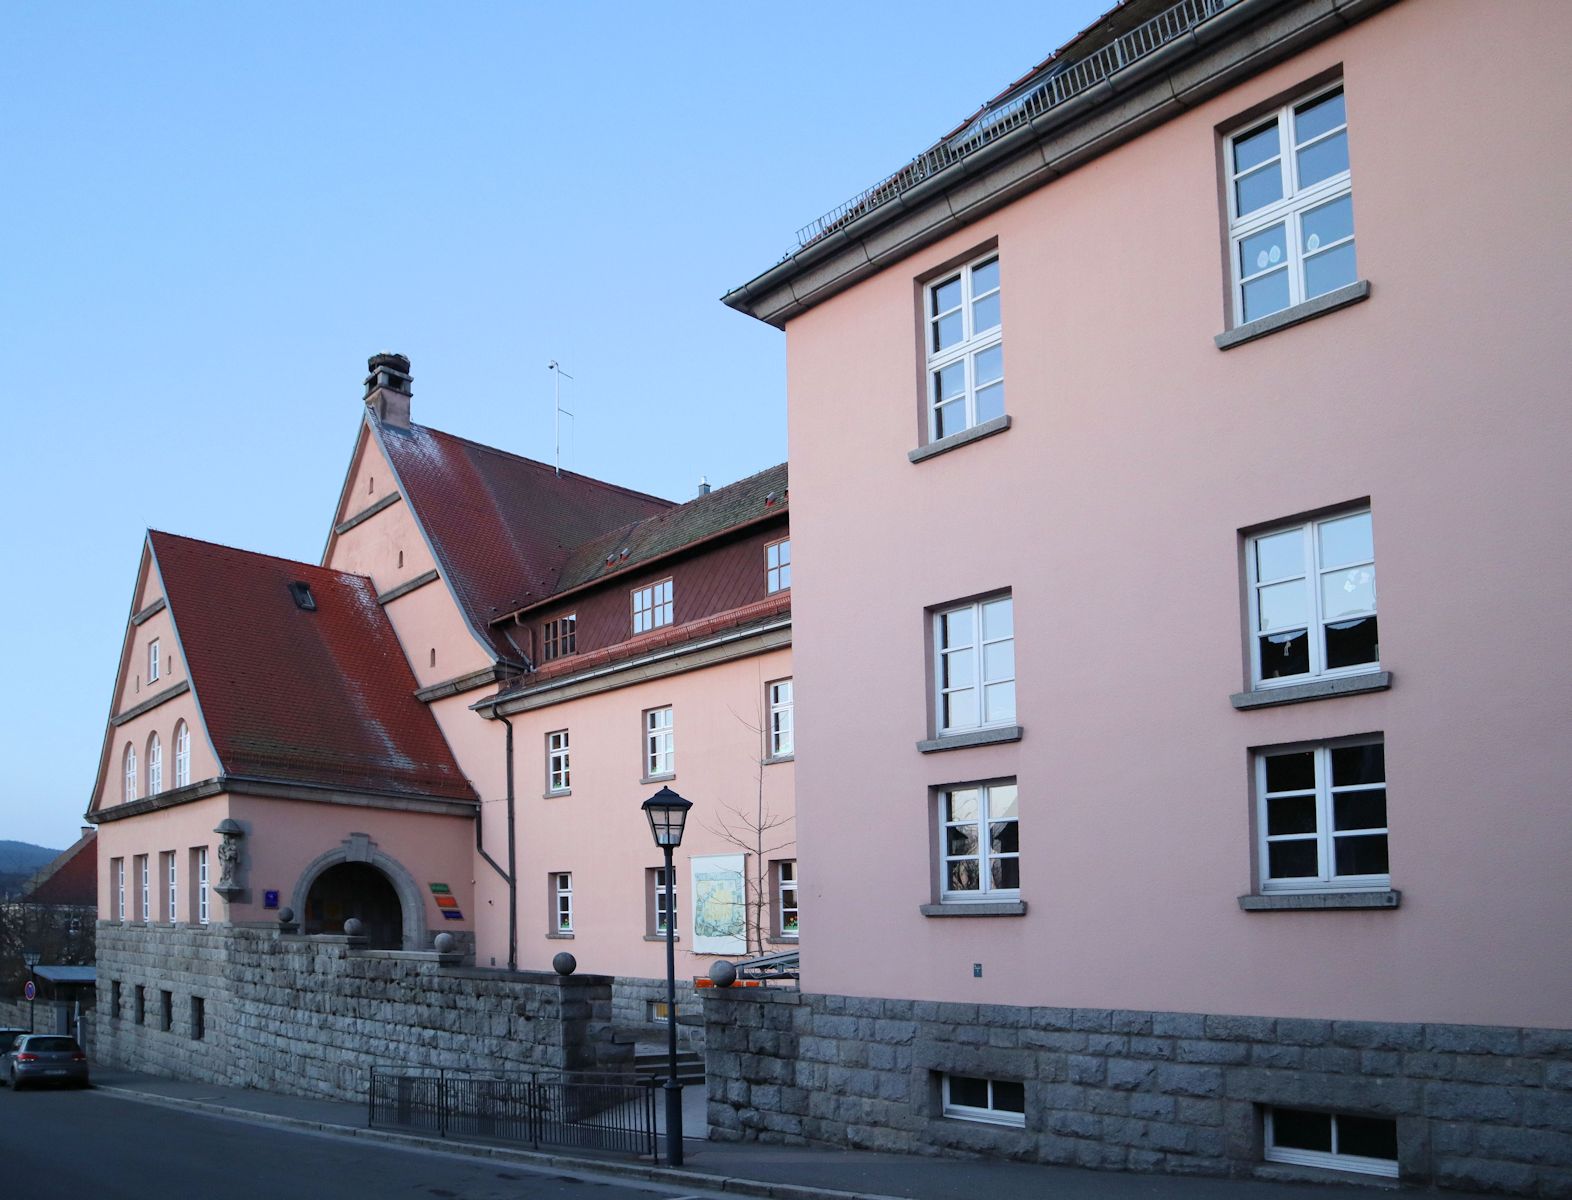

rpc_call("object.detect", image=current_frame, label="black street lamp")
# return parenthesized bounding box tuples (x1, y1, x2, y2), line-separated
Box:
(641, 785, 692, 1167)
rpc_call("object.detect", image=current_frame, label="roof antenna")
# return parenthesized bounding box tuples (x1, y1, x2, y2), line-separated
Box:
(547, 360, 574, 476)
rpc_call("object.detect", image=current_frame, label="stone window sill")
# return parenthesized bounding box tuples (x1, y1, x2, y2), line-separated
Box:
(643, 933, 681, 942)
(1215, 280, 1371, 350)
(1231, 670, 1391, 710)
(763, 754, 795, 766)
(640, 772, 676, 786)
(917, 725, 1023, 754)
(1239, 890, 1400, 911)
(766, 936, 800, 946)
(546, 931, 575, 939)
(543, 788, 572, 800)
(908, 415, 1012, 464)
(920, 900, 1028, 917)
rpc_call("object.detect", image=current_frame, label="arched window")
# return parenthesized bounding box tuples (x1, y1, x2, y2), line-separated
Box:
(123, 744, 138, 803)
(147, 732, 162, 796)
(174, 722, 191, 788)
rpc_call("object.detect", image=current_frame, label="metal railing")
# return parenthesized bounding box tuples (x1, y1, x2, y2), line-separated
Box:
(368, 1066, 659, 1159)
(790, 0, 1235, 254)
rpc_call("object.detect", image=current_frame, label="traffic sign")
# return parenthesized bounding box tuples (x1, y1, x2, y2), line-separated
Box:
(23, 980, 36, 1001)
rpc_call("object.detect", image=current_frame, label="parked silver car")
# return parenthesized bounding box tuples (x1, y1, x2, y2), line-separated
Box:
(4, 1034, 90, 1089)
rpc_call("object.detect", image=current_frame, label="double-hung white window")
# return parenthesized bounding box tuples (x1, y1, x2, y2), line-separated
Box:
(138, 855, 150, 924)
(766, 539, 791, 593)
(1258, 738, 1388, 891)
(196, 846, 209, 925)
(148, 639, 161, 683)
(174, 721, 191, 788)
(166, 851, 177, 923)
(547, 730, 571, 794)
(768, 679, 794, 758)
(115, 858, 126, 921)
(147, 733, 162, 796)
(940, 782, 1019, 900)
(632, 580, 673, 634)
(1228, 85, 1356, 325)
(935, 595, 1015, 733)
(650, 866, 676, 935)
(554, 872, 573, 933)
(1249, 509, 1376, 686)
(926, 255, 1003, 440)
(776, 861, 798, 939)
(124, 744, 138, 803)
(644, 706, 674, 778)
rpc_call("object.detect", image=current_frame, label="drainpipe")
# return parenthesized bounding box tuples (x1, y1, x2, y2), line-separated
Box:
(475, 711, 518, 971)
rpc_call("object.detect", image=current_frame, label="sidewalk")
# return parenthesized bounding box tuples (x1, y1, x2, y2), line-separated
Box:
(88, 1069, 1484, 1200)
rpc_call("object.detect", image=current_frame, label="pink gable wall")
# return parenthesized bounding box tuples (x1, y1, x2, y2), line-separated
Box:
(781, 0, 1572, 1028)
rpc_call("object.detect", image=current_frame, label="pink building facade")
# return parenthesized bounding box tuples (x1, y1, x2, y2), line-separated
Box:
(711, 0, 1571, 1191)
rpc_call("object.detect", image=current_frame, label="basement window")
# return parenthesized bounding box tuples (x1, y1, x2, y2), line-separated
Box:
(288, 581, 317, 611)
(942, 1074, 1025, 1127)
(1265, 1107, 1398, 1177)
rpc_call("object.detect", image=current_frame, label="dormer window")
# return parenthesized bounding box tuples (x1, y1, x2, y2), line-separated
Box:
(148, 639, 161, 683)
(542, 615, 577, 662)
(288, 581, 317, 611)
(632, 580, 673, 634)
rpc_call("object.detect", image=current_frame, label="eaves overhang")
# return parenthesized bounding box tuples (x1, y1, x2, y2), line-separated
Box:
(722, 0, 1396, 329)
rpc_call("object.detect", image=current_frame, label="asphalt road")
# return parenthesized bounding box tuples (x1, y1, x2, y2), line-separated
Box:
(0, 1083, 717, 1200)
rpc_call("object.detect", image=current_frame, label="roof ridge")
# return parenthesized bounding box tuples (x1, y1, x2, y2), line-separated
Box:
(149, 530, 374, 589)
(410, 422, 678, 510)
(569, 461, 788, 551)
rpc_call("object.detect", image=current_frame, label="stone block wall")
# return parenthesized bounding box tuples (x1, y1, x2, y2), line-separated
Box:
(96, 922, 630, 1100)
(703, 989, 1572, 1197)
(611, 975, 704, 1051)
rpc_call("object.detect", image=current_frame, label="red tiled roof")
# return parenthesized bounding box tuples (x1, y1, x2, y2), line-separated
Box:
(376, 423, 674, 662)
(21, 830, 96, 907)
(149, 531, 476, 802)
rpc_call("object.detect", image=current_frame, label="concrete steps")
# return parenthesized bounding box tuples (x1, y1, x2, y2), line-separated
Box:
(633, 1049, 704, 1086)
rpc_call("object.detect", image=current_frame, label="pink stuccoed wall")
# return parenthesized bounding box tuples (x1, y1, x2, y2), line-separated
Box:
(782, 0, 1572, 1029)
(96, 795, 226, 920)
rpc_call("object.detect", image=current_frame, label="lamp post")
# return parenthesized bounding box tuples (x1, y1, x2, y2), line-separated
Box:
(641, 785, 692, 1167)
(21, 949, 41, 1032)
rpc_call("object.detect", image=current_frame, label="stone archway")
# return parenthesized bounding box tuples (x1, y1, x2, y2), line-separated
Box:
(304, 862, 402, 949)
(291, 834, 428, 950)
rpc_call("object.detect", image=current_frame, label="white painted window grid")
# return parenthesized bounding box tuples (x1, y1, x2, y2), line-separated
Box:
(934, 595, 1015, 734)
(1265, 1107, 1398, 1178)
(1227, 83, 1356, 326)
(554, 872, 573, 933)
(941, 1074, 1026, 1127)
(777, 860, 798, 939)
(652, 866, 676, 935)
(632, 579, 673, 634)
(124, 744, 138, 803)
(768, 678, 794, 757)
(148, 639, 161, 683)
(644, 706, 674, 778)
(766, 538, 792, 593)
(147, 733, 162, 795)
(174, 721, 191, 788)
(1248, 508, 1377, 688)
(166, 851, 177, 924)
(115, 858, 125, 921)
(139, 855, 149, 924)
(197, 847, 209, 925)
(1258, 737, 1388, 892)
(926, 254, 1003, 441)
(542, 614, 576, 661)
(547, 730, 571, 793)
(939, 781, 1020, 900)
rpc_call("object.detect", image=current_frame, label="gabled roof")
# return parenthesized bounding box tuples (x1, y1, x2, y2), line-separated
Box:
(540, 463, 788, 608)
(148, 531, 476, 802)
(372, 421, 675, 661)
(20, 830, 96, 907)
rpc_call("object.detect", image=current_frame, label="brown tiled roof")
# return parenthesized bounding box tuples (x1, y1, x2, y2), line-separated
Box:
(20, 830, 96, 907)
(535, 463, 789, 609)
(376, 422, 674, 661)
(149, 531, 476, 802)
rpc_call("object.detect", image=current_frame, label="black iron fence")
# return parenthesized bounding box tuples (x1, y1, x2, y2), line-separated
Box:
(368, 1066, 658, 1159)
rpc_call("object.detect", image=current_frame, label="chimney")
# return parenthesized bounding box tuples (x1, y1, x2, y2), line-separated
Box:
(696, 476, 711, 497)
(364, 352, 412, 427)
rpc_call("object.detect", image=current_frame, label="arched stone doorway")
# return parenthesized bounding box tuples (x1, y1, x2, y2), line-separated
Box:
(291, 834, 429, 950)
(303, 862, 403, 949)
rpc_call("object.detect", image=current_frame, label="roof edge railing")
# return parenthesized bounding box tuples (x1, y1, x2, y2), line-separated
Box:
(789, 0, 1234, 256)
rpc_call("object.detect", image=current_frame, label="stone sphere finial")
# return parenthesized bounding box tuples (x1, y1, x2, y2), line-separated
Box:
(433, 932, 456, 954)
(709, 960, 738, 988)
(343, 917, 364, 937)
(277, 907, 294, 924)
(552, 951, 577, 976)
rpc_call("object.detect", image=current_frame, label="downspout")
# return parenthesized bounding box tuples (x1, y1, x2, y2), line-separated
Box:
(476, 712, 518, 971)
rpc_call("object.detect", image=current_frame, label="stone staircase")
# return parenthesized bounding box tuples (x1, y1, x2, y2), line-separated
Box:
(633, 1047, 704, 1086)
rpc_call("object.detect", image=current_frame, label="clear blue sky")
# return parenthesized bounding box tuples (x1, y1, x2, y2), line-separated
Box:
(0, 1, 1109, 848)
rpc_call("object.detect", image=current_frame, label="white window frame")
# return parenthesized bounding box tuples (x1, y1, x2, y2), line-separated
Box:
(546, 730, 571, 794)
(939, 781, 1020, 902)
(767, 679, 794, 758)
(196, 847, 209, 925)
(1226, 82, 1355, 326)
(765, 538, 791, 594)
(147, 733, 162, 796)
(644, 706, 674, 779)
(1247, 508, 1377, 689)
(148, 639, 161, 683)
(934, 595, 1015, 734)
(1257, 737, 1388, 894)
(941, 1074, 1026, 1128)
(542, 614, 576, 662)
(554, 872, 573, 933)
(1265, 1108, 1398, 1179)
(776, 860, 798, 940)
(174, 721, 191, 788)
(632, 579, 673, 634)
(166, 851, 177, 924)
(124, 744, 138, 803)
(138, 855, 149, 924)
(925, 253, 1003, 442)
(115, 858, 125, 922)
(651, 866, 676, 936)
